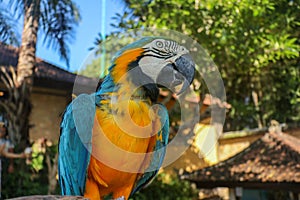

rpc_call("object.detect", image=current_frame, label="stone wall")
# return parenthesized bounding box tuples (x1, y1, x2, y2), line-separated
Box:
(29, 91, 69, 142)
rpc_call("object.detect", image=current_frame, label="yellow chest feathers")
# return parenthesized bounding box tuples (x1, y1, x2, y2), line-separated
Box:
(93, 100, 160, 153)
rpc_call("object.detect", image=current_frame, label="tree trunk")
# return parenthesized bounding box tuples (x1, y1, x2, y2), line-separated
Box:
(14, 0, 40, 147)
(45, 149, 58, 194)
(17, 1, 40, 85)
(251, 90, 263, 129)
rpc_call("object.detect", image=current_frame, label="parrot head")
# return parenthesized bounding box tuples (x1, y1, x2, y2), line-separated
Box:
(109, 37, 195, 101)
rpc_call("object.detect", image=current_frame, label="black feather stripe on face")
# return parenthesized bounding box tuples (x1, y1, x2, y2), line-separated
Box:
(127, 55, 159, 103)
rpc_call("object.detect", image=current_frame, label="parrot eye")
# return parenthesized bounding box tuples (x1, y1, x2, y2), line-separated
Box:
(154, 40, 171, 54)
(155, 41, 164, 48)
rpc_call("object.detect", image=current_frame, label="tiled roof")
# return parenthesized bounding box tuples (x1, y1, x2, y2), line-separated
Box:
(0, 43, 98, 92)
(182, 132, 300, 189)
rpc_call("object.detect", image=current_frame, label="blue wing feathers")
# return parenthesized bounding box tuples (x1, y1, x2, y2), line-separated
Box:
(58, 94, 95, 195)
(59, 76, 170, 197)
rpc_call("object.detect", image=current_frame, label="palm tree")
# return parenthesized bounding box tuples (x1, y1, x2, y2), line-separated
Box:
(0, 5, 19, 45)
(0, 0, 80, 146)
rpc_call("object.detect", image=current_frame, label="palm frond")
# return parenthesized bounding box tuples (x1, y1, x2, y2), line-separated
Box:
(0, 6, 20, 45)
(40, 0, 81, 68)
(7, 0, 24, 20)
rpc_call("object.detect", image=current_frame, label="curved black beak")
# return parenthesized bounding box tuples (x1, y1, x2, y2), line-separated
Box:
(157, 54, 195, 94)
(174, 54, 195, 94)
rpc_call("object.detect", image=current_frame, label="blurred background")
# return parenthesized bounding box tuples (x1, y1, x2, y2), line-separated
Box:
(0, 0, 299, 199)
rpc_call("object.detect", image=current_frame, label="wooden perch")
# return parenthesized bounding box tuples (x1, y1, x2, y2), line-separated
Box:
(9, 195, 89, 200)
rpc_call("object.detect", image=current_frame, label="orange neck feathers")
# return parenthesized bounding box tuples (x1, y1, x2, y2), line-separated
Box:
(110, 48, 144, 83)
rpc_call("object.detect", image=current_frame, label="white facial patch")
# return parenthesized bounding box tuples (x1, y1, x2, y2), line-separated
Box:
(139, 38, 190, 82)
(138, 56, 167, 82)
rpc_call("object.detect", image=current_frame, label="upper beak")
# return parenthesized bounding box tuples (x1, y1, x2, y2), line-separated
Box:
(157, 54, 195, 94)
(174, 54, 195, 94)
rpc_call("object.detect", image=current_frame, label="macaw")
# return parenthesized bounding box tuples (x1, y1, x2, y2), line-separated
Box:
(58, 37, 195, 200)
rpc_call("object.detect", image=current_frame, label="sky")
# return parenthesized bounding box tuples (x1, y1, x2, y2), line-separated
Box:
(35, 0, 125, 72)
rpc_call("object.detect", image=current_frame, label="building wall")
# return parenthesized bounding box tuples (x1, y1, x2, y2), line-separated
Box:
(150, 125, 300, 174)
(166, 127, 265, 172)
(30, 92, 68, 142)
(164, 146, 208, 174)
(218, 134, 262, 161)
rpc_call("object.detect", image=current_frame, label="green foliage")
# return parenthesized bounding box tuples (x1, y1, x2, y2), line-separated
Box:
(31, 146, 45, 172)
(77, 57, 102, 78)
(130, 173, 198, 200)
(116, 0, 300, 130)
(77, 34, 136, 78)
(30, 141, 58, 172)
(1, 142, 60, 198)
(1, 160, 49, 198)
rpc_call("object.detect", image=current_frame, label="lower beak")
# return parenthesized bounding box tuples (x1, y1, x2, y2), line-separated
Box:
(156, 54, 195, 94)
